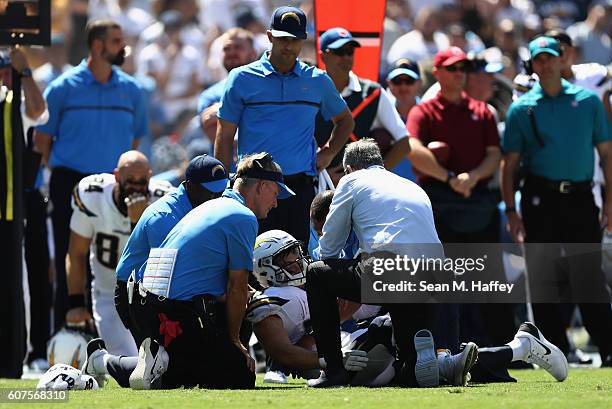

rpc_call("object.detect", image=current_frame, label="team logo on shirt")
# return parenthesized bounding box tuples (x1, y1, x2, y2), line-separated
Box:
(281, 12, 300, 25)
(471, 113, 479, 121)
(571, 100, 578, 108)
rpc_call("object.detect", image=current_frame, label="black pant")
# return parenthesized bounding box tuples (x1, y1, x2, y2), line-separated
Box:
(50, 167, 89, 331)
(306, 258, 439, 387)
(141, 295, 255, 389)
(521, 182, 612, 360)
(258, 173, 315, 246)
(24, 189, 51, 362)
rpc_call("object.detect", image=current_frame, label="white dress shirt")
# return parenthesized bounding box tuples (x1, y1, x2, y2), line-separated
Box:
(319, 165, 441, 259)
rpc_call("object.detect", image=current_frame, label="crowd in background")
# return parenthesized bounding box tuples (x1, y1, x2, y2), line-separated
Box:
(13, 0, 612, 371)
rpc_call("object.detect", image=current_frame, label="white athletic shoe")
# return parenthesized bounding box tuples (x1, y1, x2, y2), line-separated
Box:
(129, 338, 169, 390)
(263, 370, 288, 384)
(81, 338, 107, 388)
(515, 322, 568, 382)
(414, 329, 439, 387)
(438, 342, 478, 386)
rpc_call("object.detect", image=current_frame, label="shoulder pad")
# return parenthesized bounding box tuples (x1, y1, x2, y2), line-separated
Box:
(245, 291, 291, 324)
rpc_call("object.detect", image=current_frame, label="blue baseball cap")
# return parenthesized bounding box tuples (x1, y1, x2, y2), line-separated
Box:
(528, 36, 561, 59)
(387, 58, 421, 81)
(185, 155, 229, 193)
(320, 27, 361, 51)
(269, 6, 307, 39)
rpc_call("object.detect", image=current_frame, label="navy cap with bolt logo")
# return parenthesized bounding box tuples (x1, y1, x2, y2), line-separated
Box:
(269, 6, 307, 39)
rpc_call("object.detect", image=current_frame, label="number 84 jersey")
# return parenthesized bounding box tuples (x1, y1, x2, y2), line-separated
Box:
(70, 173, 173, 294)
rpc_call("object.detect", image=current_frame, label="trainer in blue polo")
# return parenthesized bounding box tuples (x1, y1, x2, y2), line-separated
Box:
(37, 60, 148, 174)
(116, 155, 229, 283)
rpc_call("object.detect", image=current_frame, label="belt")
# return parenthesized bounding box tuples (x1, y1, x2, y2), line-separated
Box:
(283, 172, 314, 184)
(525, 175, 592, 194)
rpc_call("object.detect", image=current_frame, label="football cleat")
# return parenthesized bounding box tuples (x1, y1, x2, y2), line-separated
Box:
(263, 370, 288, 384)
(81, 338, 107, 388)
(414, 329, 439, 387)
(129, 338, 169, 390)
(438, 342, 478, 386)
(306, 369, 349, 388)
(514, 322, 568, 381)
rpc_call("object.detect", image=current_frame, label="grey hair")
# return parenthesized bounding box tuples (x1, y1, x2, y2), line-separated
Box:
(343, 138, 384, 171)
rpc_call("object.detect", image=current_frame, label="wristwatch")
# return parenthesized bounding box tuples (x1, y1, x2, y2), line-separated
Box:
(19, 67, 32, 78)
(445, 170, 456, 184)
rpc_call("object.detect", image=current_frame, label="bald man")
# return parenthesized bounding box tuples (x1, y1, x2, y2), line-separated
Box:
(65, 151, 172, 356)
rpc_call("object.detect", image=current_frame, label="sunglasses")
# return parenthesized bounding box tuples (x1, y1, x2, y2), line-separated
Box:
(329, 48, 355, 57)
(391, 77, 417, 86)
(444, 64, 468, 72)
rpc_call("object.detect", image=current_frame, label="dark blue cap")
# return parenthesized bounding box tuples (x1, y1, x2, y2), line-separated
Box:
(387, 58, 421, 81)
(185, 155, 229, 193)
(269, 6, 307, 39)
(320, 27, 361, 51)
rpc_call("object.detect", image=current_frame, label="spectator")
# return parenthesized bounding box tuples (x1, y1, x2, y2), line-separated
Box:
(567, 2, 612, 66)
(137, 10, 204, 126)
(501, 36, 612, 367)
(198, 28, 257, 143)
(215, 6, 353, 245)
(316, 28, 411, 172)
(35, 19, 148, 331)
(387, 6, 449, 66)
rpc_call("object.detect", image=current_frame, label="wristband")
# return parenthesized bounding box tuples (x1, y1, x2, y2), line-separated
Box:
(68, 294, 86, 309)
(505, 206, 517, 214)
(446, 170, 456, 184)
(318, 357, 327, 369)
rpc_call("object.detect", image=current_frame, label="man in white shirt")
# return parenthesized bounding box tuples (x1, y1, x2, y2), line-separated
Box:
(305, 139, 475, 388)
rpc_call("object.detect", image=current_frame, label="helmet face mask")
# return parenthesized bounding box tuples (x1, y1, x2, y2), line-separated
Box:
(254, 230, 309, 287)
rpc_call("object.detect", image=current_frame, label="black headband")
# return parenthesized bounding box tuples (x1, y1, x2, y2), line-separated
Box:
(236, 168, 285, 183)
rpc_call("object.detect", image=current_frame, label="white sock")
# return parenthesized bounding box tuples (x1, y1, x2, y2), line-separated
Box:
(92, 352, 110, 374)
(507, 338, 530, 362)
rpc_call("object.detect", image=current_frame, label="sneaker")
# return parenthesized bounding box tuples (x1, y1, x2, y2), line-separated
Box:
(263, 370, 288, 384)
(129, 338, 169, 390)
(515, 322, 568, 381)
(438, 342, 478, 386)
(414, 329, 439, 387)
(81, 338, 107, 388)
(306, 369, 349, 388)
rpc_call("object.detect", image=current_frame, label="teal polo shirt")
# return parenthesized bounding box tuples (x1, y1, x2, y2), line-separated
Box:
(504, 80, 611, 181)
(37, 61, 148, 174)
(218, 53, 347, 176)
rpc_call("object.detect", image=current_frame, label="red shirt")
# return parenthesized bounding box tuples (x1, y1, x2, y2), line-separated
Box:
(407, 92, 500, 185)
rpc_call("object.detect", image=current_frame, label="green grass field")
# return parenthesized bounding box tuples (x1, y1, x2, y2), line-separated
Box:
(1, 369, 610, 409)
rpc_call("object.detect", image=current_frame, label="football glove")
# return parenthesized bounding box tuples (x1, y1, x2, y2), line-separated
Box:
(343, 349, 368, 371)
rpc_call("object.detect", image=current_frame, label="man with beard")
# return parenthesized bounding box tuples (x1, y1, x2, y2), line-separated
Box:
(65, 151, 171, 356)
(34, 20, 149, 331)
(197, 28, 258, 142)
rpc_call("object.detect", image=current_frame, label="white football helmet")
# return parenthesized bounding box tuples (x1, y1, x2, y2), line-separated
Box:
(47, 328, 92, 369)
(253, 230, 308, 287)
(37, 364, 99, 391)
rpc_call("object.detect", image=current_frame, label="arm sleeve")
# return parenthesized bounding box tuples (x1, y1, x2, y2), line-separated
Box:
(69, 200, 95, 239)
(36, 82, 65, 136)
(502, 103, 524, 153)
(132, 83, 149, 140)
(217, 70, 243, 125)
(592, 96, 612, 145)
(318, 72, 348, 121)
(374, 88, 410, 141)
(319, 178, 355, 259)
(406, 105, 430, 144)
(226, 215, 258, 270)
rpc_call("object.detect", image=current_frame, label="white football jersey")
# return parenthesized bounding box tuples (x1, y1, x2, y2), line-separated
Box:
(70, 173, 173, 294)
(246, 286, 310, 344)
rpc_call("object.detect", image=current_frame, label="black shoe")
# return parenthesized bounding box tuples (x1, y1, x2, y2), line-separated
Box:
(307, 369, 349, 388)
(602, 354, 612, 368)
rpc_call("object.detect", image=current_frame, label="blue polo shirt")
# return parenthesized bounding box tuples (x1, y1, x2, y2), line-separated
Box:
(218, 53, 347, 176)
(116, 183, 192, 282)
(37, 60, 148, 173)
(197, 79, 226, 114)
(504, 80, 611, 181)
(150, 189, 258, 300)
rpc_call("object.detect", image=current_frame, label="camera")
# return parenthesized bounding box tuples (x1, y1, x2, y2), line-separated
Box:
(0, 0, 50, 46)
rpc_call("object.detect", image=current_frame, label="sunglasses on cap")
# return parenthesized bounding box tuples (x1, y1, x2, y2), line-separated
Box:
(444, 64, 469, 72)
(391, 76, 417, 86)
(328, 47, 355, 57)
